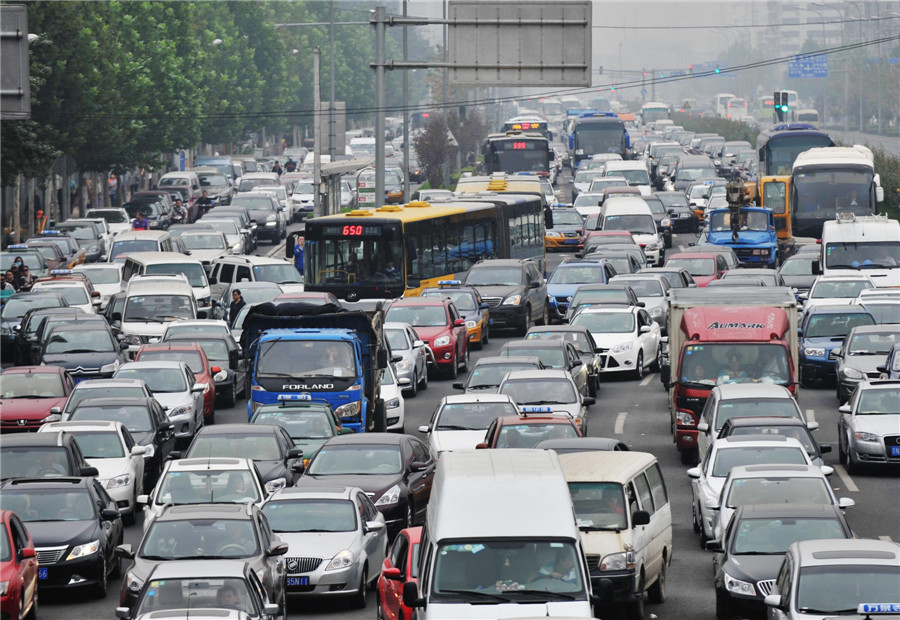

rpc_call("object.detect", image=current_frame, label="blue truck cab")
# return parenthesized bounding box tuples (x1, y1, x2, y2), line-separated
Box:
(706, 206, 778, 267)
(240, 302, 388, 432)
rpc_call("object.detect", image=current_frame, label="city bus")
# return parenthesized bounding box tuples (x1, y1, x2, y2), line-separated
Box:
(757, 123, 833, 177)
(481, 131, 551, 177)
(304, 195, 545, 303)
(714, 93, 736, 117)
(756, 95, 776, 124)
(641, 101, 670, 125)
(725, 97, 748, 120)
(568, 112, 630, 169)
(502, 116, 552, 140)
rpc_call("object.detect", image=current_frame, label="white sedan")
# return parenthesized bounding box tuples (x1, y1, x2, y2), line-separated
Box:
(570, 306, 661, 379)
(381, 364, 407, 433)
(38, 420, 145, 522)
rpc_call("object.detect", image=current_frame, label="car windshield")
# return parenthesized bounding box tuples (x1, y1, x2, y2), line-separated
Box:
(824, 241, 900, 270)
(711, 446, 808, 477)
(552, 211, 584, 227)
(860, 302, 900, 325)
(67, 430, 125, 459)
(203, 220, 240, 235)
(232, 196, 275, 211)
(182, 234, 226, 250)
(680, 343, 792, 387)
(35, 285, 88, 306)
(253, 263, 303, 285)
(123, 295, 194, 322)
(468, 363, 537, 389)
(46, 329, 116, 354)
(190, 339, 230, 362)
(187, 434, 280, 461)
(385, 305, 447, 327)
(0, 490, 93, 522)
(138, 350, 204, 374)
(252, 408, 335, 439)
(109, 239, 159, 260)
(709, 211, 769, 232)
(385, 329, 411, 351)
(607, 169, 649, 186)
(421, 290, 477, 313)
(89, 209, 129, 224)
(135, 578, 256, 617)
(437, 402, 516, 430)
(307, 444, 402, 475)
(257, 340, 356, 379)
(199, 174, 229, 187)
(731, 517, 847, 555)
(575, 171, 604, 184)
(847, 331, 900, 355)
(525, 331, 594, 355)
(500, 378, 576, 404)
(810, 280, 873, 299)
(572, 312, 635, 334)
(0, 447, 73, 480)
(263, 499, 357, 533)
(77, 267, 121, 285)
(603, 214, 655, 235)
(155, 469, 260, 505)
(796, 565, 900, 614)
(144, 263, 207, 288)
(70, 404, 152, 432)
(549, 266, 609, 285)
(569, 482, 627, 530)
(0, 372, 64, 398)
(116, 367, 187, 393)
(502, 346, 565, 368)
(715, 399, 800, 431)
(804, 313, 874, 338)
(725, 477, 831, 509)
(615, 279, 663, 297)
(465, 267, 523, 287)
(55, 224, 95, 241)
(142, 518, 258, 560)
(666, 257, 715, 276)
(857, 387, 900, 414)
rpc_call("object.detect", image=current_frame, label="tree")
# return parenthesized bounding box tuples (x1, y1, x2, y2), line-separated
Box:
(413, 115, 451, 189)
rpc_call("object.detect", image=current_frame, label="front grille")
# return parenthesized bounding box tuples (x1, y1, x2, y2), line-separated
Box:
(36, 546, 68, 565)
(585, 555, 600, 572)
(562, 232, 580, 238)
(757, 579, 776, 596)
(884, 436, 900, 461)
(482, 297, 502, 308)
(866, 371, 882, 379)
(69, 367, 100, 375)
(285, 557, 322, 574)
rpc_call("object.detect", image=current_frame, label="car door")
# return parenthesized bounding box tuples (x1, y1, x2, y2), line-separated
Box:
(633, 471, 662, 584)
(407, 326, 427, 378)
(697, 392, 718, 458)
(358, 491, 387, 582)
(446, 303, 466, 359)
(256, 511, 284, 605)
(565, 343, 588, 396)
(93, 480, 122, 563)
(276, 427, 301, 484)
(185, 365, 203, 424)
(9, 514, 37, 609)
(406, 438, 435, 521)
(152, 401, 176, 459)
(383, 531, 409, 620)
(121, 427, 145, 494)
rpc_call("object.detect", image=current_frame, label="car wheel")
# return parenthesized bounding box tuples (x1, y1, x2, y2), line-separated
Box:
(518, 307, 532, 337)
(406, 501, 415, 528)
(460, 347, 469, 373)
(699, 522, 710, 550)
(93, 556, 108, 599)
(692, 502, 701, 533)
(24, 584, 37, 620)
(110, 549, 122, 579)
(406, 372, 418, 398)
(447, 353, 458, 380)
(633, 352, 644, 380)
(482, 324, 489, 345)
(352, 565, 368, 609)
(715, 588, 732, 619)
(537, 303, 549, 326)
(224, 382, 236, 408)
(843, 442, 861, 475)
(647, 557, 666, 603)
(418, 367, 428, 391)
(376, 592, 385, 620)
(799, 366, 811, 389)
(650, 347, 661, 372)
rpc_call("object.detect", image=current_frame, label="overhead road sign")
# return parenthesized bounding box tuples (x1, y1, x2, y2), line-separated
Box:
(788, 54, 828, 78)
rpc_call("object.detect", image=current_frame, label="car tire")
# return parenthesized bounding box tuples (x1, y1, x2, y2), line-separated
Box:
(650, 347, 661, 372)
(376, 592, 385, 620)
(460, 347, 469, 373)
(692, 502, 701, 533)
(352, 565, 368, 609)
(633, 352, 644, 380)
(406, 372, 418, 398)
(94, 556, 108, 599)
(537, 303, 549, 326)
(373, 401, 387, 433)
(517, 307, 532, 337)
(843, 442, 861, 475)
(447, 353, 458, 380)
(406, 501, 415, 528)
(224, 382, 236, 408)
(482, 324, 489, 346)
(647, 558, 666, 604)
(418, 368, 428, 391)
(625, 574, 645, 620)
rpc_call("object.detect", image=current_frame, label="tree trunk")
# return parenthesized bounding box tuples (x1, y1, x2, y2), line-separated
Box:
(12, 175, 22, 243)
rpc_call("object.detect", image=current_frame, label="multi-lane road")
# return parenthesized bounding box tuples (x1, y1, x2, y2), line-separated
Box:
(39, 216, 899, 620)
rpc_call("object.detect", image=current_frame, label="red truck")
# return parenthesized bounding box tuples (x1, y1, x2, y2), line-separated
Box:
(660, 287, 799, 464)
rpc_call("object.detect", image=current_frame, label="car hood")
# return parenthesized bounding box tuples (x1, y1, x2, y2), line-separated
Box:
(431, 430, 488, 453)
(277, 530, 361, 559)
(254, 459, 288, 484)
(41, 351, 120, 370)
(694, 274, 718, 287)
(852, 414, 900, 435)
(187, 249, 228, 263)
(291, 438, 328, 460)
(723, 553, 784, 584)
(299, 473, 402, 503)
(802, 336, 845, 351)
(25, 519, 97, 548)
(843, 355, 887, 374)
(278, 283, 305, 294)
(87, 457, 130, 482)
(781, 274, 816, 289)
(0, 396, 67, 420)
(590, 332, 635, 349)
(425, 602, 590, 618)
(468, 285, 524, 300)
(409, 326, 451, 343)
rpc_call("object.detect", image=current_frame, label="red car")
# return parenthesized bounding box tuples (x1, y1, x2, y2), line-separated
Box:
(377, 526, 421, 620)
(476, 412, 582, 449)
(384, 298, 469, 379)
(0, 509, 38, 620)
(0, 365, 74, 432)
(664, 252, 729, 287)
(135, 342, 218, 422)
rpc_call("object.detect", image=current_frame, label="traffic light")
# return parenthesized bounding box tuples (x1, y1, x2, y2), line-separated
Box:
(689, 64, 694, 74)
(780, 91, 790, 113)
(774, 91, 783, 121)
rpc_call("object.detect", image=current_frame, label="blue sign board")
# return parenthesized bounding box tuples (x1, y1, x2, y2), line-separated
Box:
(179, 150, 186, 171)
(788, 54, 828, 78)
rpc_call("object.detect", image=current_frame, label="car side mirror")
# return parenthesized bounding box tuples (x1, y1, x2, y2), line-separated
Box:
(100, 508, 121, 521)
(413, 340, 425, 348)
(838, 497, 856, 509)
(131, 445, 147, 456)
(705, 539, 723, 552)
(364, 520, 386, 534)
(263, 603, 280, 617)
(383, 567, 403, 581)
(398, 377, 411, 387)
(191, 382, 206, 393)
(391, 354, 403, 363)
(529, 280, 540, 289)
(660, 363, 671, 385)
(81, 466, 99, 477)
(208, 276, 218, 284)
(286, 447, 304, 460)
(50, 406, 62, 415)
(631, 510, 650, 527)
(639, 325, 651, 333)
(418, 425, 430, 434)
(583, 396, 595, 407)
(807, 421, 819, 431)
(764, 593, 784, 609)
(339, 426, 355, 435)
(402, 582, 425, 608)
(115, 544, 135, 560)
(20, 547, 35, 559)
(291, 461, 306, 474)
(410, 459, 430, 472)
(876, 364, 887, 373)
(268, 542, 289, 557)
(453, 319, 466, 327)
(830, 348, 842, 359)
(452, 382, 465, 390)
(116, 608, 131, 619)
(686, 467, 701, 479)
(475, 442, 489, 450)
(479, 302, 489, 310)
(697, 422, 709, 432)
(571, 358, 582, 367)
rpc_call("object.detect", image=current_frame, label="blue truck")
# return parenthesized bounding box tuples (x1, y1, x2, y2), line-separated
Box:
(705, 205, 778, 267)
(240, 301, 388, 432)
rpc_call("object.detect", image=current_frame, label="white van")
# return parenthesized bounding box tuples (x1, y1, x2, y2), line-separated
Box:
(558, 451, 672, 619)
(120, 252, 212, 316)
(821, 214, 900, 287)
(237, 172, 281, 194)
(117, 274, 197, 357)
(599, 197, 664, 265)
(107, 231, 176, 263)
(603, 161, 652, 196)
(403, 450, 595, 619)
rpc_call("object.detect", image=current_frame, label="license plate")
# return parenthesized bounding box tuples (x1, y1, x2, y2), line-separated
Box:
(564, 239, 578, 244)
(286, 576, 309, 587)
(891, 446, 900, 457)
(38, 568, 48, 580)
(73, 377, 88, 384)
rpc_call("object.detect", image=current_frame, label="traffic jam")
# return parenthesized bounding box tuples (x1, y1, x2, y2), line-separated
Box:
(2, 10, 900, 620)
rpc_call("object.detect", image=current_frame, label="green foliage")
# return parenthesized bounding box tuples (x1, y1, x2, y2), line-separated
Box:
(869, 146, 900, 218)
(671, 114, 759, 144)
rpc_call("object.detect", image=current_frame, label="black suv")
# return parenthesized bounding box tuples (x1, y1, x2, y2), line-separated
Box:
(463, 259, 548, 336)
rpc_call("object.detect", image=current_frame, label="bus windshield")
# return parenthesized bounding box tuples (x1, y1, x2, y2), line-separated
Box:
(307, 237, 404, 287)
(574, 125, 625, 158)
(487, 139, 549, 174)
(793, 169, 874, 219)
(764, 134, 833, 175)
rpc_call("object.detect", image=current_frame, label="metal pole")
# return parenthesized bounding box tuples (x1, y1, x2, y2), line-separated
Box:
(844, 60, 849, 131)
(329, 1, 336, 159)
(442, 0, 449, 188)
(313, 47, 323, 217)
(374, 6, 385, 208)
(402, 0, 410, 203)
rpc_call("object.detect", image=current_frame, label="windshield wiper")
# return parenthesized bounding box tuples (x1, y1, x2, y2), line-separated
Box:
(438, 589, 510, 603)
(436, 425, 475, 431)
(580, 524, 624, 532)
(800, 608, 857, 614)
(466, 385, 497, 390)
(138, 554, 169, 560)
(58, 348, 96, 354)
(527, 400, 568, 405)
(508, 589, 577, 601)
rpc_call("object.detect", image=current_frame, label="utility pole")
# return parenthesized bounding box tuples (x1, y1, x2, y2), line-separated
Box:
(402, 0, 410, 203)
(313, 47, 323, 216)
(374, 5, 386, 208)
(441, 0, 449, 188)
(329, 1, 336, 159)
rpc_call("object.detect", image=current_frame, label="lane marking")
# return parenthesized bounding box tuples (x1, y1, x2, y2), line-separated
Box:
(640, 373, 654, 387)
(805, 408, 817, 426)
(833, 464, 859, 492)
(880, 535, 894, 542)
(678, 244, 685, 251)
(614, 412, 628, 435)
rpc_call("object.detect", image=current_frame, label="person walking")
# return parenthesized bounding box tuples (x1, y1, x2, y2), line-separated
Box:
(228, 289, 246, 326)
(293, 236, 305, 275)
(133, 211, 149, 230)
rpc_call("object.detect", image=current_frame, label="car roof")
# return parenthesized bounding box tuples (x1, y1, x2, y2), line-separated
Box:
(388, 298, 448, 307)
(712, 435, 803, 449)
(2, 476, 90, 490)
(667, 252, 720, 259)
(805, 305, 874, 316)
(472, 355, 543, 366)
(849, 324, 900, 335)
(268, 485, 356, 501)
(0, 431, 66, 447)
(119, 360, 188, 370)
(40, 420, 122, 433)
(192, 424, 279, 436)
(576, 306, 639, 316)
(441, 393, 517, 405)
(534, 437, 628, 451)
(793, 538, 899, 566)
(725, 416, 807, 428)
(72, 396, 155, 408)
(734, 503, 845, 520)
(502, 369, 571, 381)
(71, 379, 149, 389)
(853, 380, 900, 392)
(712, 383, 794, 399)
(558, 451, 657, 482)
(470, 259, 527, 267)
(526, 325, 591, 334)
(503, 339, 569, 350)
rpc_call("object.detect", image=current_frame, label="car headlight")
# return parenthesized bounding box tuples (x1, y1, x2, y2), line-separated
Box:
(646, 242, 660, 251)
(66, 539, 100, 561)
(214, 369, 228, 382)
(433, 335, 451, 347)
(87, 245, 99, 254)
(465, 320, 477, 329)
(126, 572, 144, 592)
(100, 359, 121, 373)
(546, 231, 562, 238)
(611, 341, 634, 353)
(106, 474, 131, 489)
(198, 297, 211, 307)
(326, 549, 354, 571)
(854, 431, 879, 442)
(41, 412, 62, 423)
(375, 484, 401, 507)
(502, 295, 522, 306)
(265, 221, 277, 227)
(386, 397, 400, 409)
(723, 571, 756, 596)
(265, 477, 286, 494)
(661, 218, 672, 227)
(0, 327, 10, 336)
(124, 335, 142, 346)
(842, 367, 864, 379)
(599, 551, 634, 571)
(231, 242, 243, 251)
(675, 411, 696, 426)
(335, 401, 360, 419)
(168, 405, 191, 418)
(648, 306, 663, 317)
(394, 359, 410, 371)
(803, 347, 826, 358)
(142, 444, 155, 459)
(265, 214, 277, 222)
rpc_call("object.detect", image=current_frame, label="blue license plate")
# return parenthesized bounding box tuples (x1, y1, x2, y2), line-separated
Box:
(286, 576, 309, 587)
(564, 239, 578, 244)
(892, 446, 900, 457)
(38, 568, 48, 580)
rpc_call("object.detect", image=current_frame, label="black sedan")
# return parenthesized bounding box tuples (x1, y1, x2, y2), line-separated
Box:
(297, 433, 435, 538)
(0, 476, 124, 598)
(67, 397, 176, 488)
(181, 423, 304, 489)
(655, 191, 699, 233)
(37, 323, 128, 382)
